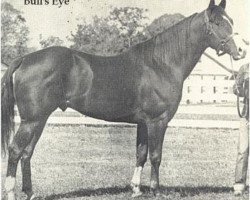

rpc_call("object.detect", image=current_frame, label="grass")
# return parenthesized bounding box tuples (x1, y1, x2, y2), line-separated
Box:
(1, 125, 249, 200)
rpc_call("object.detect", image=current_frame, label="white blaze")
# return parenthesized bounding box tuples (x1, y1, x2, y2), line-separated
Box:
(222, 15, 247, 59)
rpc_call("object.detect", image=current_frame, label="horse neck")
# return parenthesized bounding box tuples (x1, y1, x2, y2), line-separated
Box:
(153, 12, 208, 81)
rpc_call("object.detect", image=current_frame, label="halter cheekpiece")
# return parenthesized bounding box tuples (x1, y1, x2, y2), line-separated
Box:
(204, 10, 239, 56)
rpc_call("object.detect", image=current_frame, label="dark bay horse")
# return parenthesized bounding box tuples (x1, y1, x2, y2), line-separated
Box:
(1, 0, 247, 199)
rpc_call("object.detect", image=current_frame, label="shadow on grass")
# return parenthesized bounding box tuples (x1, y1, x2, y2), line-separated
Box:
(44, 185, 248, 200)
(44, 185, 131, 200)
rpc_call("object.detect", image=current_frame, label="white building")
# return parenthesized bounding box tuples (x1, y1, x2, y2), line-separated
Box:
(181, 53, 236, 104)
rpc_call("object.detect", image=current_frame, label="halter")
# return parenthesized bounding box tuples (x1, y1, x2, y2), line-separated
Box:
(204, 10, 239, 57)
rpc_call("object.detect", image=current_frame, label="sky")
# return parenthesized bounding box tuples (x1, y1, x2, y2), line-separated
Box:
(3, 0, 250, 70)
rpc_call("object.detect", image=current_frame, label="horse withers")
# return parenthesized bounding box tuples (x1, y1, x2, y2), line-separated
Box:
(1, 0, 247, 199)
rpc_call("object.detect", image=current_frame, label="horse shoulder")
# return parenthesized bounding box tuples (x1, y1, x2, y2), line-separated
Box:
(137, 64, 183, 120)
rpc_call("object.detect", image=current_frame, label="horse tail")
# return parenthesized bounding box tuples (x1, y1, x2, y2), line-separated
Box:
(1, 58, 23, 156)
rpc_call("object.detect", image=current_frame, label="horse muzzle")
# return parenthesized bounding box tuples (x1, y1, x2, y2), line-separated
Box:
(231, 36, 248, 60)
(232, 49, 247, 60)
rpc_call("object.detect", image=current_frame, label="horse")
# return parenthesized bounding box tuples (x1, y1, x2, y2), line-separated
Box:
(1, 0, 247, 199)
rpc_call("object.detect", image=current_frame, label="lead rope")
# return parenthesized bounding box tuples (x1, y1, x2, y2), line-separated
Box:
(230, 55, 237, 81)
(230, 56, 244, 118)
(236, 88, 244, 118)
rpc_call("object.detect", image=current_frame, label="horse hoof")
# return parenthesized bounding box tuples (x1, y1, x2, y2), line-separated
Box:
(131, 183, 143, 198)
(132, 191, 143, 198)
(155, 192, 167, 198)
(150, 188, 165, 197)
(26, 194, 36, 200)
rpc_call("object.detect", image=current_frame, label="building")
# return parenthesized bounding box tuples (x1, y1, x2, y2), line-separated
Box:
(181, 53, 236, 104)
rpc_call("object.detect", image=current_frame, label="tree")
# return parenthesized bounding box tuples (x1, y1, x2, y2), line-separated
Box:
(69, 16, 124, 55)
(69, 7, 184, 56)
(69, 7, 149, 55)
(108, 7, 149, 48)
(39, 35, 64, 49)
(1, 2, 30, 65)
(146, 13, 185, 36)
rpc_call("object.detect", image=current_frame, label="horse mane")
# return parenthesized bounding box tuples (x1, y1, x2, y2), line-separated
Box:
(152, 13, 198, 65)
(84, 12, 199, 63)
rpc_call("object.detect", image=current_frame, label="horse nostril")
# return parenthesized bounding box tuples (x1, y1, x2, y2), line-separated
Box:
(239, 48, 242, 52)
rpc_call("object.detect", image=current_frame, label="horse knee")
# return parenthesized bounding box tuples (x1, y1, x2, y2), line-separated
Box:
(21, 148, 32, 161)
(137, 145, 148, 166)
(8, 143, 22, 162)
(21, 152, 32, 171)
(7, 137, 33, 177)
(137, 157, 147, 167)
(149, 152, 161, 166)
(141, 155, 147, 165)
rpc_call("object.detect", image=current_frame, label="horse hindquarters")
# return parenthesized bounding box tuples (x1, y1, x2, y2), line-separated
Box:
(4, 55, 64, 199)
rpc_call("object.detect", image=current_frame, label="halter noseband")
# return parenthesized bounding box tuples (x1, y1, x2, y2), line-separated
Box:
(204, 10, 238, 56)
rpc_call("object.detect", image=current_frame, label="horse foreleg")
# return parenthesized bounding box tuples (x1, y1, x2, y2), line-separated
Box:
(131, 123, 148, 197)
(147, 120, 167, 196)
(5, 120, 46, 200)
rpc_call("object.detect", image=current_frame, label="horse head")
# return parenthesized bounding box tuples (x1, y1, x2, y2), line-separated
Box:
(204, 0, 247, 60)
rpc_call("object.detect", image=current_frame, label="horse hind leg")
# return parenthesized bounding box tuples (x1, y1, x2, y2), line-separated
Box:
(131, 123, 148, 197)
(21, 119, 46, 200)
(5, 119, 47, 200)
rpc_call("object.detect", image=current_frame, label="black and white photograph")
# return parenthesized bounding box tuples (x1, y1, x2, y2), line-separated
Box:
(1, 0, 249, 199)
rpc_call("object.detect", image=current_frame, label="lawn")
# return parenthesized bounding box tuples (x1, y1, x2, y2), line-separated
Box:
(1, 125, 248, 200)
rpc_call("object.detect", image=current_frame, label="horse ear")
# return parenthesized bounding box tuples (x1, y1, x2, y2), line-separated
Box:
(208, 0, 215, 9)
(219, 0, 226, 9)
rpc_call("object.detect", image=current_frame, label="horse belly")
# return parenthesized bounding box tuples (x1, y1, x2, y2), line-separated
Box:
(70, 75, 138, 121)
(67, 53, 141, 122)
(76, 86, 136, 122)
